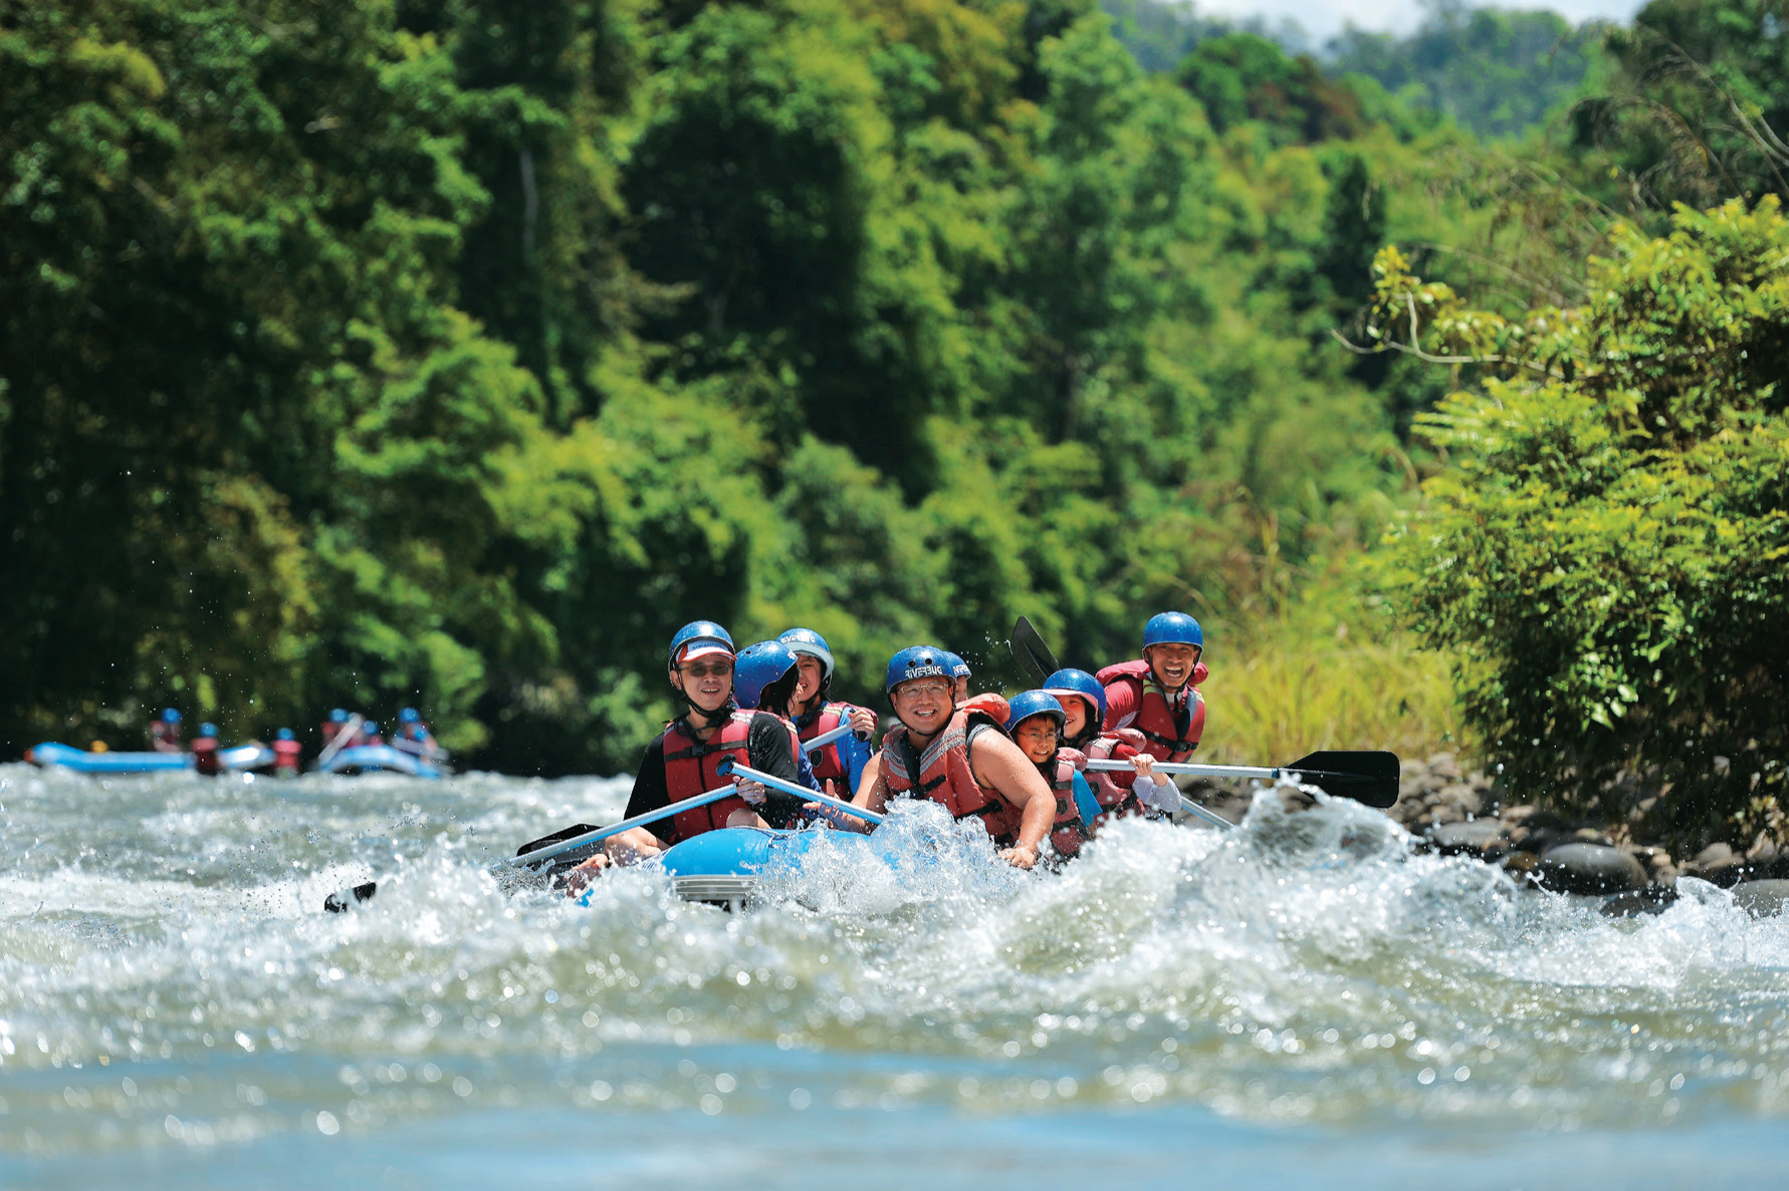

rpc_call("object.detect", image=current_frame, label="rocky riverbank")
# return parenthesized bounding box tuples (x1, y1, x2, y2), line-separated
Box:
(1386, 753, 1789, 917)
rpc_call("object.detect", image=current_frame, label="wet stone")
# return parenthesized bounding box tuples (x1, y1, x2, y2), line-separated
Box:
(1537, 843, 1648, 895)
(1731, 880, 1789, 919)
(1600, 887, 1679, 918)
(1429, 820, 1505, 857)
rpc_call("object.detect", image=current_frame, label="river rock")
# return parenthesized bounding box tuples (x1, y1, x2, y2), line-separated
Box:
(1600, 887, 1679, 918)
(1429, 820, 1506, 857)
(1537, 843, 1648, 895)
(1731, 880, 1789, 919)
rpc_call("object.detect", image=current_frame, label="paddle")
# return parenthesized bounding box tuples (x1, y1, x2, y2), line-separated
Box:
(714, 758, 885, 827)
(315, 713, 364, 770)
(1009, 616, 1060, 685)
(323, 781, 747, 912)
(1084, 750, 1401, 810)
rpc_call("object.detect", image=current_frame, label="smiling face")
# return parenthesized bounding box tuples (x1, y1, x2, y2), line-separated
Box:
(1144, 642, 1201, 690)
(891, 678, 953, 736)
(1058, 697, 1090, 739)
(1013, 716, 1059, 764)
(791, 655, 825, 708)
(671, 656, 735, 714)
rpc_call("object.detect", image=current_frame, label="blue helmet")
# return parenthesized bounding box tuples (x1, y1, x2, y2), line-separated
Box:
(399, 707, 420, 724)
(777, 627, 835, 681)
(1042, 668, 1106, 723)
(1143, 612, 1203, 651)
(199, 722, 219, 737)
(161, 708, 182, 724)
(669, 620, 735, 667)
(939, 650, 971, 679)
(1004, 690, 1066, 734)
(277, 728, 295, 741)
(329, 708, 348, 723)
(885, 645, 951, 694)
(734, 641, 800, 709)
(363, 721, 380, 736)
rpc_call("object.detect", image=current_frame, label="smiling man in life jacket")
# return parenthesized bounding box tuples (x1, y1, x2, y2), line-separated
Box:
(1043, 667, 1180, 826)
(852, 646, 1059, 869)
(566, 621, 806, 884)
(1003, 691, 1101, 861)
(778, 627, 877, 795)
(1097, 612, 1208, 763)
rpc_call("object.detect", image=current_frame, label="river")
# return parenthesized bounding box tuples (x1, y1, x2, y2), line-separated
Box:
(1, 762, 1785, 1189)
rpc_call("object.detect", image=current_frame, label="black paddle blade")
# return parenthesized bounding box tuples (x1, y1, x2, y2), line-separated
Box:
(1010, 616, 1061, 685)
(323, 881, 378, 913)
(515, 823, 601, 859)
(1285, 750, 1401, 809)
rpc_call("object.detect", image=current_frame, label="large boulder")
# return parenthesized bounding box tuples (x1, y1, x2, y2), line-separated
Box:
(1731, 880, 1789, 919)
(1537, 843, 1648, 895)
(1428, 820, 1506, 857)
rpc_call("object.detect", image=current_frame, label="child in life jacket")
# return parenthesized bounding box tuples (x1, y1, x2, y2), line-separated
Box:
(1043, 668, 1181, 824)
(1003, 691, 1102, 861)
(563, 621, 806, 890)
(777, 627, 876, 795)
(853, 646, 1059, 868)
(1097, 612, 1208, 763)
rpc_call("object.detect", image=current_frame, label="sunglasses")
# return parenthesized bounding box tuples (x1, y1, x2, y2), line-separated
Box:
(680, 661, 734, 679)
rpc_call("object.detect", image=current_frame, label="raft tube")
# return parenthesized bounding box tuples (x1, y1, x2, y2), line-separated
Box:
(26, 743, 192, 774)
(656, 826, 890, 907)
(25, 742, 276, 774)
(314, 744, 443, 779)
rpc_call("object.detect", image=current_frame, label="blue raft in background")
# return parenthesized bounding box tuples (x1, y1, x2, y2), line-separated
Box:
(26, 741, 279, 775)
(315, 744, 443, 779)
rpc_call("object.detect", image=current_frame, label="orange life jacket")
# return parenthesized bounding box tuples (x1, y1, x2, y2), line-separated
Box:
(1042, 748, 1092, 858)
(661, 710, 776, 842)
(1096, 659, 1207, 762)
(881, 708, 1025, 844)
(1078, 728, 1149, 825)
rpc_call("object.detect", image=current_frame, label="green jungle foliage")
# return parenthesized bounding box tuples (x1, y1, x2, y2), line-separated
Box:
(1372, 200, 1789, 839)
(3, 0, 1783, 829)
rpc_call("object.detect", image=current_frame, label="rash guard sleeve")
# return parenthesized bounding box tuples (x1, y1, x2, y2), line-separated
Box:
(622, 734, 674, 845)
(747, 712, 807, 828)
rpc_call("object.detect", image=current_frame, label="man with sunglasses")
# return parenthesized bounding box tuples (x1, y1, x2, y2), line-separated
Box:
(577, 620, 807, 872)
(851, 646, 1059, 869)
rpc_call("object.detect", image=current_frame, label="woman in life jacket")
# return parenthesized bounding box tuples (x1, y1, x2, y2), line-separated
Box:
(564, 621, 806, 888)
(1097, 612, 1208, 763)
(1042, 668, 1180, 825)
(777, 627, 877, 795)
(731, 639, 855, 829)
(150, 707, 183, 754)
(852, 646, 1058, 869)
(1002, 691, 1102, 861)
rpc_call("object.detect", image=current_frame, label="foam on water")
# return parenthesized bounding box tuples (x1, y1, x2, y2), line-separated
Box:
(2, 762, 1787, 1183)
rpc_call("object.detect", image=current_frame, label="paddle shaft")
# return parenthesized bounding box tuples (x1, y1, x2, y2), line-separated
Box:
(716, 759, 885, 826)
(504, 782, 743, 870)
(802, 722, 855, 754)
(315, 713, 364, 768)
(1085, 759, 1290, 781)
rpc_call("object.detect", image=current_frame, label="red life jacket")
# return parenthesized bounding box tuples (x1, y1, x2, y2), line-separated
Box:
(661, 710, 800, 842)
(960, 691, 1010, 724)
(1041, 748, 1092, 858)
(150, 721, 182, 753)
(1096, 659, 1207, 762)
(273, 738, 303, 774)
(798, 701, 873, 788)
(1078, 728, 1149, 825)
(191, 735, 221, 777)
(881, 708, 1025, 844)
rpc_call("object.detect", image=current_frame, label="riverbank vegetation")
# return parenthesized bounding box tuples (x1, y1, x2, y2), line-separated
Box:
(3, 0, 1783, 845)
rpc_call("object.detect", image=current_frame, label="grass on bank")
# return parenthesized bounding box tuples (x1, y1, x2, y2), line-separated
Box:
(1197, 622, 1467, 770)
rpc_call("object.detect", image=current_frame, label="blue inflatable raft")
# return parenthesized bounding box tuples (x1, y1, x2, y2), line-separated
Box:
(655, 826, 895, 907)
(315, 744, 443, 779)
(26, 742, 277, 775)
